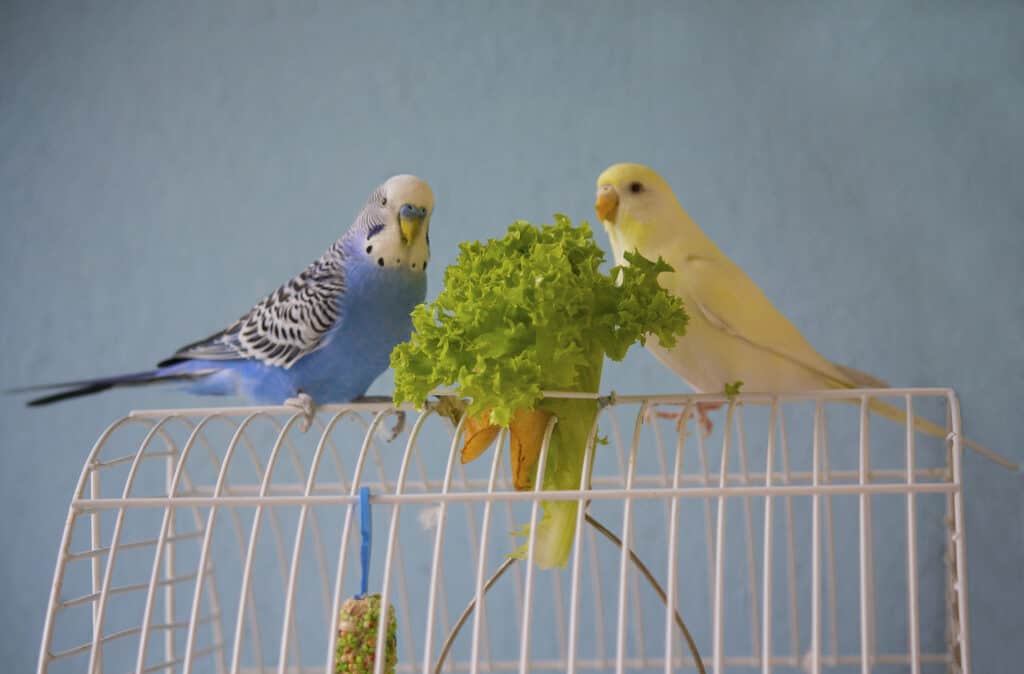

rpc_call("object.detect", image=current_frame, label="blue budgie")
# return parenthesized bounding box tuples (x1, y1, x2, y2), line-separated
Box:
(14, 174, 433, 429)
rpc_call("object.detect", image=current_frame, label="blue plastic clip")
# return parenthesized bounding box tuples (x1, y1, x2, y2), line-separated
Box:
(358, 486, 372, 598)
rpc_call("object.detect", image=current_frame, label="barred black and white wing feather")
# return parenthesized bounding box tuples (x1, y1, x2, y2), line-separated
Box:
(13, 173, 435, 408)
(160, 243, 347, 369)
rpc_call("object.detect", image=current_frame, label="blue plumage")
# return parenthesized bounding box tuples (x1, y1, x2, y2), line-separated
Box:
(16, 174, 434, 410)
(168, 258, 425, 404)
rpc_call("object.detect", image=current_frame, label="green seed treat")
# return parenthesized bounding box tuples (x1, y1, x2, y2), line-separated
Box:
(335, 594, 397, 674)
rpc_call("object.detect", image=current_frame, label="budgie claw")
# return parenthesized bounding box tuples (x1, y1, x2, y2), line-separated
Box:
(694, 402, 723, 436)
(285, 392, 316, 432)
(381, 410, 406, 442)
(351, 396, 407, 442)
(650, 402, 723, 437)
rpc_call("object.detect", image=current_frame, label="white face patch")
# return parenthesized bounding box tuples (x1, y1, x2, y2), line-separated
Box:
(363, 174, 433, 272)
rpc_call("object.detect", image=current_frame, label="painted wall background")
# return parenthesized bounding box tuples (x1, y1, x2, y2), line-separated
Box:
(2, 1, 1022, 671)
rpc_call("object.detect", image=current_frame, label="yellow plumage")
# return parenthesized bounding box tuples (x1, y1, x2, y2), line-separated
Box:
(594, 162, 1013, 469)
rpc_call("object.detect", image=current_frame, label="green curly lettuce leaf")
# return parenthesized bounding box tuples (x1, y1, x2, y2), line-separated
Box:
(392, 215, 686, 421)
(391, 215, 687, 567)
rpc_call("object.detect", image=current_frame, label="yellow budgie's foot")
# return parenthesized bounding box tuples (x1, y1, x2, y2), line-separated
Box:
(695, 402, 723, 436)
(647, 399, 720, 436)
(651, 402, 723, 437)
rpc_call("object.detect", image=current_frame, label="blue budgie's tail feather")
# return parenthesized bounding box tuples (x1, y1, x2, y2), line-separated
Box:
(10, 369, 217, 406)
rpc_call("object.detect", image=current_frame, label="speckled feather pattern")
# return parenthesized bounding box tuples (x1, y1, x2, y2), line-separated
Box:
(21, 175, 432, 407)
(163, 180, 430, 403)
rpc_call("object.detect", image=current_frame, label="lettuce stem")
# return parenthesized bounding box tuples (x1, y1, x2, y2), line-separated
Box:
(516, 348, 602, 568)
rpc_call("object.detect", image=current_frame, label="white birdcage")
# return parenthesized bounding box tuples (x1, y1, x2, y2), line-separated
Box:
(36, 388, 1016, 674)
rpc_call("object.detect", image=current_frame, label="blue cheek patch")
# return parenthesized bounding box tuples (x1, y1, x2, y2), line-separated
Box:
(366, 223, 385, 240)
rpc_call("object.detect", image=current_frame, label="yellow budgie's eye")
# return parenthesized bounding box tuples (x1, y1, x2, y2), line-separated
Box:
(629, 181, 644, 194)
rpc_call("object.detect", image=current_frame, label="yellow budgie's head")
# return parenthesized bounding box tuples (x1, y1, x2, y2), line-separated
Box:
(595, 162, 710, 264)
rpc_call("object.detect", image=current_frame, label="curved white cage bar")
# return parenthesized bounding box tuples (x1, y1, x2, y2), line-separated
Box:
(37, 388, 1007, 674)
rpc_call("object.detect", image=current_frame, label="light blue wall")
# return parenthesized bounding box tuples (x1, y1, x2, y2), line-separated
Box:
(2, 1, 1022, 671)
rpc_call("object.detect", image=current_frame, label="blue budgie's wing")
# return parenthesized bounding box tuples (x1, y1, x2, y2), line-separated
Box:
(160, 247, 347, 369)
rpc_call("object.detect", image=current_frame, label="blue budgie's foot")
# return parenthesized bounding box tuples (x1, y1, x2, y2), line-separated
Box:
(351, 395, 406, 442)
(380, 411, 405, 442)
(285, 392, 317, 432)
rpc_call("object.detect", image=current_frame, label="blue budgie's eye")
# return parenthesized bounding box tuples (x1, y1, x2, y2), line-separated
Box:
(17, 175, 435, 412)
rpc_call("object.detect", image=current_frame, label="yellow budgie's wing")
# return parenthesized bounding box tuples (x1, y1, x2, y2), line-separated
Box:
(681, 255, 865, 389)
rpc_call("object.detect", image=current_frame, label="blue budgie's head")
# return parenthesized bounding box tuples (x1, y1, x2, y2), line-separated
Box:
(351, 174, 434, 273)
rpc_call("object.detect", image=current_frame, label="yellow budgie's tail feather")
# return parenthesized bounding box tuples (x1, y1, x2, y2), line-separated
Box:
(820, 360, 1016, 470)
(863, 397, 1018, 471)
(830, 362, 890, 389)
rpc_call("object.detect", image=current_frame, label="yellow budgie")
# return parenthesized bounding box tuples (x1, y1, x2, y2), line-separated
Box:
(594, 162, 1014, 469)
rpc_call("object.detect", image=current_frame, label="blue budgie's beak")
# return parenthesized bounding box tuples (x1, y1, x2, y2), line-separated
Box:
(399, 204, 428, 244)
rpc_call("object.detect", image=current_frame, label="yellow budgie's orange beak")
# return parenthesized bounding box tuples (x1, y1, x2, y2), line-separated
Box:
(595, 185, 619, 223)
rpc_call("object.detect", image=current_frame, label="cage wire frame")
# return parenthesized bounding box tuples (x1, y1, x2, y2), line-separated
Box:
(36, 388, 1015, 674)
